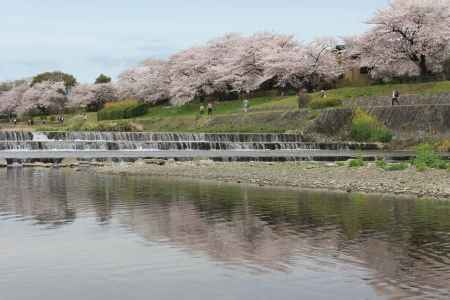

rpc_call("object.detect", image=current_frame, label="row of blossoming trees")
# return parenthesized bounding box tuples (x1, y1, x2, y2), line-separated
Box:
(1, 0, 449, 117)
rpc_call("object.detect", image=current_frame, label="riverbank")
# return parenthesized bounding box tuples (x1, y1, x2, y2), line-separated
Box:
(98, 160, 450, 200)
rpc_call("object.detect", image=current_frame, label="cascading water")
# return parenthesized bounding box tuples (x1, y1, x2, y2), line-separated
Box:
(0, 131, 380, 151)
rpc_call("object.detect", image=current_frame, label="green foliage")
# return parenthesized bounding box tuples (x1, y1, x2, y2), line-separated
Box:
(31, 71, 77, 90)
(412, 144, 449, 171)
(79, 121, 141, 132)
(349, 158, 366, 168)
(316, 80, 450, 100)
(376, 159, 409, 171)
(95, 74, 111, 84)
(98, 100, 148, 121)
(351, 109, 393, 142)
(375, 159, 387, 169)
(309, 97, 342, 109)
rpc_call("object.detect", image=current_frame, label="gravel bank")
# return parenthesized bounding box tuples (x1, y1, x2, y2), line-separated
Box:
(98, 160, 450, 200)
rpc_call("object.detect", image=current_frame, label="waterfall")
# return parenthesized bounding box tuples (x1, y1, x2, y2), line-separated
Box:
(0, 131, 380, 152)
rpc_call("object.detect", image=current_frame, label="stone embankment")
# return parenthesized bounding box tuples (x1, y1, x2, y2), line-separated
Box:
(309, 93, 450, 141)
(98, 160, 450, 200)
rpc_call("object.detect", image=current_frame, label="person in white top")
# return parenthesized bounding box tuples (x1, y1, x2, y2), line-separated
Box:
(392, 89, 400, 106)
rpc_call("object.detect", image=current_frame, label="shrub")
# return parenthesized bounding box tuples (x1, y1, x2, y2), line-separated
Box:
(98, 100, 148, 121)
(349, 158, 365, 168)
(351, 109, 393, 143)
(412, 144, 449, 171)
(309, 97, 342, 109)
(375, 159, 387, 169)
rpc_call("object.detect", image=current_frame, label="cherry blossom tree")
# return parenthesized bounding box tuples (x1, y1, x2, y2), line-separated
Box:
(259, 35, 307, 91)
(69, 83, 118, 111)
(358, 0, 450, 78)
(302, 38, 343, 89)
(167, 45, 226, 105)
(218, 35, 265, 96)
(19, 81, 67, 115)
(117, 59, 169, 104)
(0, 83, 29, 115)
(215, 33, 303, 97)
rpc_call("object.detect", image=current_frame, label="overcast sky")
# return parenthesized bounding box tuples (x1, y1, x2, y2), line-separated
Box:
(1, 0, 389, 83)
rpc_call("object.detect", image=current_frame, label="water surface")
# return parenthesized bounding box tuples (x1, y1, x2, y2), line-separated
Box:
(1, 168, 449, 300)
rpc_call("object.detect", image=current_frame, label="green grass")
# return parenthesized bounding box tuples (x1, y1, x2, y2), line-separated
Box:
(309, 97, 342, 109)
(98, 99, 147, 121)
(349, 156, 366, 168)
(319, 80, 450, 100)
(376, 159, 409, 171)
(412, 144, 449, 171)
(13, 80, 450, 133)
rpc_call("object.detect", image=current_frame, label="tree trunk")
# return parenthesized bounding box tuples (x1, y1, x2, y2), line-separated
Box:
(418, 55, 429, 78)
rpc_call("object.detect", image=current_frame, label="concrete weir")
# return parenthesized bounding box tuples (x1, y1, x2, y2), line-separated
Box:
(0, 131, 437, 163)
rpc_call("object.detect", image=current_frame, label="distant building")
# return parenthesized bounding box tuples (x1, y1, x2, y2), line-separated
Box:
(335, 45, 371, 87)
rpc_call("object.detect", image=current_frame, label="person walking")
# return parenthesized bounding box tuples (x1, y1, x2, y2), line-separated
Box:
(199, 104, 205, 115)
(207, 102, 213, 116)
(392, 89, 400, 106)
(243, 99, 249, 113)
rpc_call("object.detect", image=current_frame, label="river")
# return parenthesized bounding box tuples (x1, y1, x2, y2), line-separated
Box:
(0, 168, 449, 300)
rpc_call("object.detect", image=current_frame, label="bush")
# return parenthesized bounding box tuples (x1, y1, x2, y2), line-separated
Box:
(309, 97, 342, 109)
(412, 144, 449, 171)
(375, 159, 387, 169)
(98, 100, 148, 121)
(351, 109, 393, 143)
(349, 158, 365, 168)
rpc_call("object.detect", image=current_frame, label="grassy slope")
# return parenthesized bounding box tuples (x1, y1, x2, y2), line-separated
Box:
(11, 80, 450, 133)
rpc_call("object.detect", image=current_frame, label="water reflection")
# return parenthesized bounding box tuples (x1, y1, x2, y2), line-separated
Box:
(0, 168, 449, 300)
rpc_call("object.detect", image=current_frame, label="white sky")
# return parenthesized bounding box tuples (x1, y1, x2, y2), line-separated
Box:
(0, 0, 389, 82)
